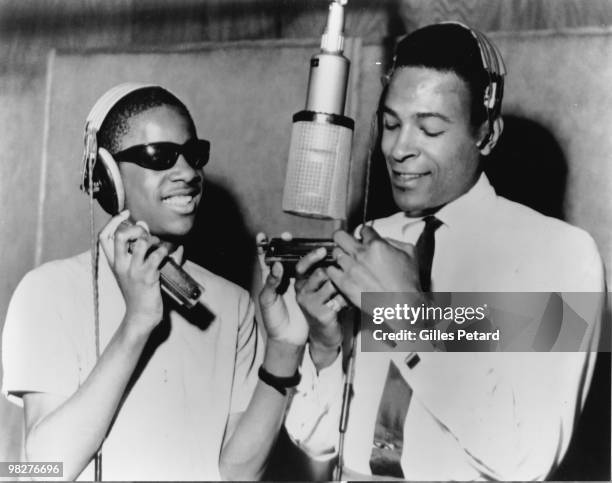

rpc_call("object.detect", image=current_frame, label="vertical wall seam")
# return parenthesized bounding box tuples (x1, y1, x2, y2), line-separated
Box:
(34, 49, 56, 267)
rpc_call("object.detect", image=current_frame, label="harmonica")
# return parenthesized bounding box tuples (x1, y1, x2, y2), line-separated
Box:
(261, 238, 336, 278)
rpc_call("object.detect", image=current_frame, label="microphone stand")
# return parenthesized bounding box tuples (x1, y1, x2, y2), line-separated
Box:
(94, 453, 102, 482)
(333, 312, 358, 481)
(333, 98, 378, 481)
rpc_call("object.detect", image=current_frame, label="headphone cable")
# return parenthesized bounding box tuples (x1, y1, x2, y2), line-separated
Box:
(87, 144, 103, 482)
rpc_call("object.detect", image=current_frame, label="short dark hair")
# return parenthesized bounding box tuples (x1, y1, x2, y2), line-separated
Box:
(98, 86, 196, 153)
(386, 23, 493, 130)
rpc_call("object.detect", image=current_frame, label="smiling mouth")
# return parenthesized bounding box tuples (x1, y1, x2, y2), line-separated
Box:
(161, 193, 200, 214)
(162, 195, 195, 206)
(392, 170, 431, 181)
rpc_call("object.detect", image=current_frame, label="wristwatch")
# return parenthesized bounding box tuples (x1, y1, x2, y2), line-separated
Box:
(258, 365, 301, 396)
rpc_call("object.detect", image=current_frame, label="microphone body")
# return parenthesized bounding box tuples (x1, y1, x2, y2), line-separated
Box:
(282, 0, 354, 221)
(306, 52, 349, 114)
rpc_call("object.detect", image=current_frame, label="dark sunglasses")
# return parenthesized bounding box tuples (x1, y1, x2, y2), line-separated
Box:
(113, 138, 210, 171)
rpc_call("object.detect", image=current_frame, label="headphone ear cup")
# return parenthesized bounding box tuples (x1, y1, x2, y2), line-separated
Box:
(478, 117, 503, 155)
(93, 148, 125, 215)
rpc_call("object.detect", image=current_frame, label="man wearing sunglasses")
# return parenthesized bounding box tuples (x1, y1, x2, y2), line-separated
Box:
(2, 85, 308, 480)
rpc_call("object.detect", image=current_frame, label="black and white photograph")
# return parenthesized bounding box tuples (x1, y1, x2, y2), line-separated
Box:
(0, 0, 611, 481)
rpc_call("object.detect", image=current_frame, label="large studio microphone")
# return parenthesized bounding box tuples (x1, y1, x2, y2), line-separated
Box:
(261, 0, 352, 274)
(282, 0, 354, 220)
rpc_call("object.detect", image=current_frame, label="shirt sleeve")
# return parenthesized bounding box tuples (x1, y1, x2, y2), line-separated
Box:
(284, 343, 344, 459)
(392, 229, 607, 480)
(2, 268, 81, 407)
(391, 286, 603, 480)
(229, 291, 263, 415)
(392, 349, 599, 480)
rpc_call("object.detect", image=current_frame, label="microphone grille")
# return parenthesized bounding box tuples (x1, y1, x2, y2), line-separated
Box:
(282, 119, 353, 220)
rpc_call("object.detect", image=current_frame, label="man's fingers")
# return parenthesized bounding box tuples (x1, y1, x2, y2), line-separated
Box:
(169, 245, 184, 265)
(332, 247, 354, 272)
(100, 210, 130, 241)
(255, 233, 271, 284)
(260, 262, 284, 307)
(296, 247, 328, 276)
(360, 225, 383, 245)
(269, 260, 284, 284)
(143, 244, 170, 277)
(135, 220, 150, 234)
(264, 261, 283, 290)
(331, 247, 379, 287)
(130, 238, 151, 264)
(114, 223, 147, 243)
(299, 278, 337, 305)
(324, 293, 349, 313)
(332, 230, 362, 257)
(317, 280, 340, 303)
(326, 265, 362, 308)
(301, 267, 329, 292)
(114, 224, 148, 264)
(255, 232, 268, 250)
(99, 210, 131, 264)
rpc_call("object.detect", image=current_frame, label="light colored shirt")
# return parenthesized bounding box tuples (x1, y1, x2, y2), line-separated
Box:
(285, 174, 605, 480)
(2, 249, 261, 481)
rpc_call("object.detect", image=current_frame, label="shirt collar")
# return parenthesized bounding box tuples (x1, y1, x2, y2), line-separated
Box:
(401, 173, 494, 230)
(435, 173, 494, 228)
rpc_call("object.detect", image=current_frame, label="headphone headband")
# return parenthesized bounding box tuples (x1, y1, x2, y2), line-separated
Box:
(389, 22, 506, 80)
(444, 22, 506, 75)
(80, 83, 158, 198)
(444, 22, 506, 117)
(86, 83, 156, 132)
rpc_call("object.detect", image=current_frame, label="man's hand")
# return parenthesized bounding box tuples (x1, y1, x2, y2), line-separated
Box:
(294, 247, 348, 369)
(100, 211, 168, 337)
(259, 261, 309, 347)
(327, 225, 421, 310)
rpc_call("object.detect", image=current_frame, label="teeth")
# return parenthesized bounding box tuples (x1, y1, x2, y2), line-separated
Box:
(396, 172, 426, 180)
(163, 195, 193, 206)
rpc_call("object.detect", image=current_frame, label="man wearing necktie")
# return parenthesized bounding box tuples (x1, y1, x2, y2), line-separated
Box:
(284, 23, 605, 480)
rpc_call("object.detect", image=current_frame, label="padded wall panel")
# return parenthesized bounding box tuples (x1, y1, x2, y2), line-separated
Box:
(492, 29, 612, 287)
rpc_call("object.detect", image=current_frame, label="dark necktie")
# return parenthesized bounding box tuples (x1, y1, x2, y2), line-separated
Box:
(367, 216, 442, 478)
(369, 361, 413, 478)
(415, 215, 443, 292)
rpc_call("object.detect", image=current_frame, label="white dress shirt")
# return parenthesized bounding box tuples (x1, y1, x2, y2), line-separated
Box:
(285, 174, 605, 480)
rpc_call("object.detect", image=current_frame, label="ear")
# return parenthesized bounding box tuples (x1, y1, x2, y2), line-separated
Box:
(478, 117, 504, 156)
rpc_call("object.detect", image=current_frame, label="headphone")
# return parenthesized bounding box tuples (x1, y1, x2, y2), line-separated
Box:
(80, 83, 156, 214)
(383, 22, 507, 150)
